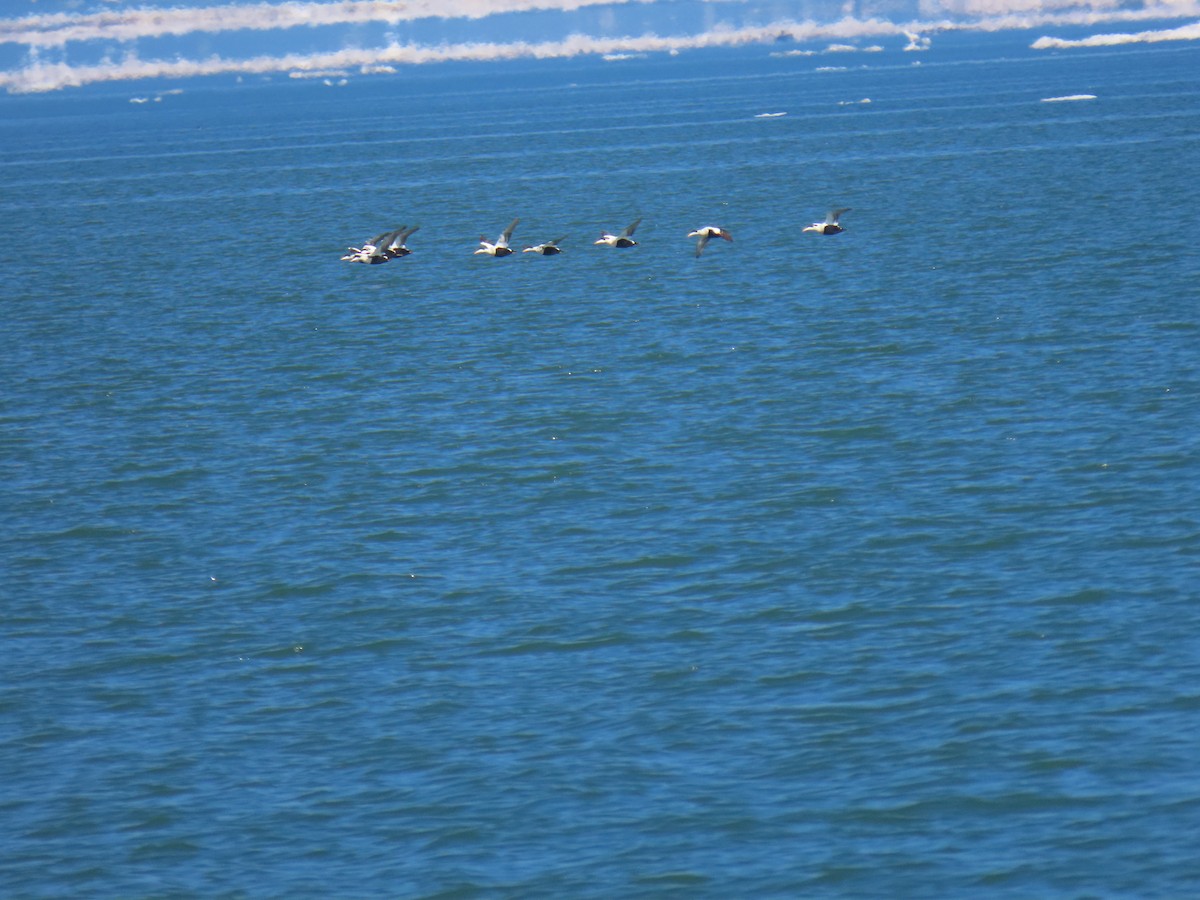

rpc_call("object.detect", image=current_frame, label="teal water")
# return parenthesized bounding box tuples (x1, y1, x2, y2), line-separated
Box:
(3, 33, 1200, 897)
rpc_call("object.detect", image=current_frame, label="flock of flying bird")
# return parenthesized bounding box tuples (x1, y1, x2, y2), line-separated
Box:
(340, 209, 851, 265)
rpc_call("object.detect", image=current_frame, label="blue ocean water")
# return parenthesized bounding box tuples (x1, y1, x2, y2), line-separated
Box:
(2, 30, 1200, 897)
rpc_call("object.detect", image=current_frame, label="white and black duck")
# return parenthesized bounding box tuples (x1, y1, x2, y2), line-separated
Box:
(687, 225, 733, 257)
(595, 217, 641, 248)
(342, 225, 408, 264)
(475, 218, 520, 256)
(803, 208, 851, 235)
(384, 224, 420, 258)
(523, 236, 566, 255)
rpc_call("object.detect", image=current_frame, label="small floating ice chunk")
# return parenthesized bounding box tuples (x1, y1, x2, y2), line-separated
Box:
(754, 111, 787, 118)
(1041, 94, 1098, 102)
(838, 98, 872, 106)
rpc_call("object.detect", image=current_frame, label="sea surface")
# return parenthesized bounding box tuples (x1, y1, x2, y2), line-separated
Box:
(2, 29, 1200, 898)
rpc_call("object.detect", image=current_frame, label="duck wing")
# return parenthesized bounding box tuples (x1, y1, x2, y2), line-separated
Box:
(619, 217, 642, 239)
(498, 218, 520, 247)
(827, 208, 851, 225)
(373, 230, 406, 257)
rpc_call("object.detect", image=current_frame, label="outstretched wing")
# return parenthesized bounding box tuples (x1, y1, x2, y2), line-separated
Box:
(396, 224, 420, 244)
(498, 217, 520, 247)
(369, 228, 404, 256)
(694, 232, 712, 257)
(619, 217, 642, 238)
(827, 208, 852, 225)
(383, 227, 413, 251)
(366, 229, 394, 249)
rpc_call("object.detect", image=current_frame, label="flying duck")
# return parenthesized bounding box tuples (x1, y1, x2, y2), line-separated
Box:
(523, 236, 566, 255)
(475, 218, 520, 256)
(384, 224, 420, 258)
(803, 208, 851, 235)
(342, 226, 405, 264)
(688, 225, 733, 257)
(595, 217, 641, 248)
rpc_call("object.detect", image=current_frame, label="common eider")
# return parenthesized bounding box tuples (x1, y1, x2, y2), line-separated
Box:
(687, 225, 733, 257)
(385, 224, 420, 258)
(803, 208, 851, 235)
(595, 217, 642, 248)
(342, 226, 406, 264)
(475, 218, 520, 256)
(523, 237, 566, 255)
